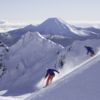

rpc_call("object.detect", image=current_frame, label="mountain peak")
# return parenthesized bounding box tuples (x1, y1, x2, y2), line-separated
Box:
(42, 17, 67, 25)
(24, 24, 35, 29)
(37, 18, 75, 37)
(45, 17, 61, 21)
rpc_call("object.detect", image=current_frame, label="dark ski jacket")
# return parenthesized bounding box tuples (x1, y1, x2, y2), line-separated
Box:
(45, 69, 59, 78)
(84, 46, 95, 55)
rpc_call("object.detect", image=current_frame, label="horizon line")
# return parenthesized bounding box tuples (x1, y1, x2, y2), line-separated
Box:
(1, 19, 100, 25)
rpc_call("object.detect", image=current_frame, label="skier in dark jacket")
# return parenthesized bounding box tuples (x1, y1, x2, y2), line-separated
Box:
(84, 46, 95, 57)
(45, 68, 59, 87)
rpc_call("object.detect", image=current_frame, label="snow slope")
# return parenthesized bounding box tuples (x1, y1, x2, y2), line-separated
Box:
(27, 49, 100, 100)
(23, 38, 100, 99)
(0, 32, 63, 96)
(55, 38, 100, 73)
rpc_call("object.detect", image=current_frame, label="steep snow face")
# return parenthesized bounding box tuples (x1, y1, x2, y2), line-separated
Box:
(0, 32, 63, 96)
(28, 49, 100, 100)
(56, 38, 100, 65)
(64, 38, 100, 67)
(55, 38, 100, 81)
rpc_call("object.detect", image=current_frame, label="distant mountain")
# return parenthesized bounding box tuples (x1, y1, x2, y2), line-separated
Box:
(37, 18, 79, 38)
(7, 18, 99, 39)
(0, 18, 100, 46)
(7, 18, 80, 38)
(84, 27, 100, 35)
(0, 24, 36, 46)
(0, 18, 78, 46)
(76, 26, 100, 38)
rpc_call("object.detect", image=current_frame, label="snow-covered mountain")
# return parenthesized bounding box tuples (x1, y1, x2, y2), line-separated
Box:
(0, 18, 100, 100)
(6, 18, 99, 38)
(25, 38, 100, 100)
(0, 31, 100, 99)
(1, 18, 100, 47)
(0, 24, 35, 46)
(4, 18, 79, 38)
(37, 18, 79, 38)
(0, 32, 63, 96)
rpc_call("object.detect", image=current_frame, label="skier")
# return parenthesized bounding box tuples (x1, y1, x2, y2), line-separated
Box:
(84, 46, 95, 57)
(59, 60, 64, 68)
(44, 68, 59, 87)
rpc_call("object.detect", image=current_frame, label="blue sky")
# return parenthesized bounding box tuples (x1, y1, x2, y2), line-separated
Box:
(0, 0, 100, 24)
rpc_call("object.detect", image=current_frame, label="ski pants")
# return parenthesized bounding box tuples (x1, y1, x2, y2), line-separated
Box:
(45, 74, 55, 87)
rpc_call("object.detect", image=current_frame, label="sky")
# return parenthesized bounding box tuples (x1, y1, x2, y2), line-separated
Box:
(0, 0, 100, 24)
